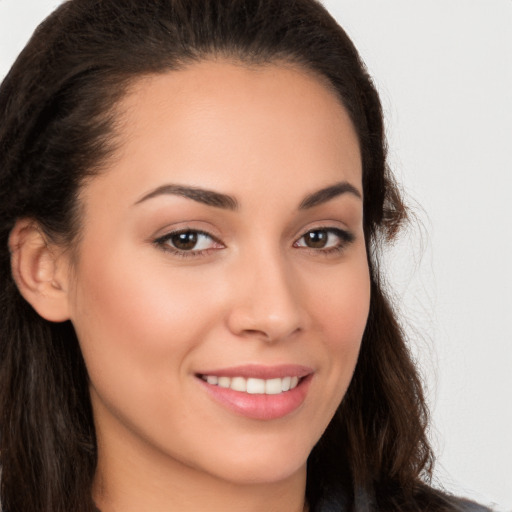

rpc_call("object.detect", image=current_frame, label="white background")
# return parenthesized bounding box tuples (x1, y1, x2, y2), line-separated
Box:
(1, 1, 511, 510)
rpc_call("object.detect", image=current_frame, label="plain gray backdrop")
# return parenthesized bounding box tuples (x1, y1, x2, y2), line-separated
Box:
(1, 1, 511, 509)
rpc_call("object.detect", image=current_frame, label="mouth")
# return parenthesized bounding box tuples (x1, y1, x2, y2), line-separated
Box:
(195, 365, 313, 420)
(198, 374, 301, 395)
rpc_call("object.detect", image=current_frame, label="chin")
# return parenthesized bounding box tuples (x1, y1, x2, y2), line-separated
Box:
(198, 438, 311, 486)
(213, 462, 306, 486)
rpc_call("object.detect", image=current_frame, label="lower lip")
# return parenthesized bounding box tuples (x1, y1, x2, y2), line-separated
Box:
(197, 375, 313, 420)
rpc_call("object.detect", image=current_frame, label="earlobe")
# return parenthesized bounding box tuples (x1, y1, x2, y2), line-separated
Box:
(9, 219, 71, 322)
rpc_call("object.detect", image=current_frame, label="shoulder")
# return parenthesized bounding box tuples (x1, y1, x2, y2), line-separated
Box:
(455, 497, 493, 512)
(312, 486, 494, 512)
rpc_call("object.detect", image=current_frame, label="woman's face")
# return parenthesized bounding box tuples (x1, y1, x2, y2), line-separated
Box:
(67, 61, 370, 486)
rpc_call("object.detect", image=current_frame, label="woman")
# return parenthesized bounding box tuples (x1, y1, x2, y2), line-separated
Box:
(0, 1, 492, 511)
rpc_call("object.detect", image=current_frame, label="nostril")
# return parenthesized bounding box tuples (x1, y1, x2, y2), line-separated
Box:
(240, 326, 302, 344)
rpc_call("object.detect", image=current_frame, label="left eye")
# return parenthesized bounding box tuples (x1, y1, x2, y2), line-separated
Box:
(294, 228, 352, 250)
(156, 230, 219, 252)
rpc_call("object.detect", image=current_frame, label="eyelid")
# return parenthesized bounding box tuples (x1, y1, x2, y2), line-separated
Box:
(150, 219, 222, 241)
(294, 221, 354, 240)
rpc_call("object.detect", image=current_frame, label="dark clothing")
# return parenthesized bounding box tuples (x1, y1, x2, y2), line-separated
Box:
(313, 486, 493, 511)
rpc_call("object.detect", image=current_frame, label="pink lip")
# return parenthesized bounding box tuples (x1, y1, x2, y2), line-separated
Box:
(196, 365, 314, 421)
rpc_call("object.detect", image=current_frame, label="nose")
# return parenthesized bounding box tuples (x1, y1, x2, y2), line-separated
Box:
(225, 249, 305, 343)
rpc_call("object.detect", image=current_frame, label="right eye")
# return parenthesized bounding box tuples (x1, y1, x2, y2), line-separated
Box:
(154, 229, 223, 256)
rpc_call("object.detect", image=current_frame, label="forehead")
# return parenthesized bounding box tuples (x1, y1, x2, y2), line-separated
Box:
(83, 60, 362, 209)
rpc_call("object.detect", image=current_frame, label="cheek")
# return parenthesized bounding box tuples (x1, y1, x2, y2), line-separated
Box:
(312, 251, 370, 343)
(307, 250, 370, 393)
(69, 246, 216, 385)
(68, 247, 224, 450)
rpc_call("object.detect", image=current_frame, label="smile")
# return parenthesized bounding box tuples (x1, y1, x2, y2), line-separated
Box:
(196, 366, 313, 420)
(200, 375, 300, 395)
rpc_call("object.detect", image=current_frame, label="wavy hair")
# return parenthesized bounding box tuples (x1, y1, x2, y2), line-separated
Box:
(0, 1, 463, 510)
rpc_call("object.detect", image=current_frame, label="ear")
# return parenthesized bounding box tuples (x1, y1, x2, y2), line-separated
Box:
(9, 219, 71, 322)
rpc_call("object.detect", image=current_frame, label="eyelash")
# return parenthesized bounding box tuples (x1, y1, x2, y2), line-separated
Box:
(153, 226, 355, 259)
(153, 229, 223, 259)
(293, 227, 355, 255)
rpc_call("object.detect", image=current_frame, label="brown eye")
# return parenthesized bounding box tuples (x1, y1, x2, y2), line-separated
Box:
(303, 230, 329, 248)
(155, 229, 221, 254)
(170, 231, 198, 250)
(294, 227, 354, 252)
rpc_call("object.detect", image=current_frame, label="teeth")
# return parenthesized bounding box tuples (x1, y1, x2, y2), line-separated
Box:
(247, 378, 265, 394)
(218, 376, 231, 388)
(265, 378, 282, 395)
(230, 376, 247, 392)
(201, 375, 302, 394)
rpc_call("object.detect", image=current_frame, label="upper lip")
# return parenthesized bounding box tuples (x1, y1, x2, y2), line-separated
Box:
(196, 364, 313, 380)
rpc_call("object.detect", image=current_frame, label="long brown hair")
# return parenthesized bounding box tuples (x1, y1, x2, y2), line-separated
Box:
(0, 1, 465, 511)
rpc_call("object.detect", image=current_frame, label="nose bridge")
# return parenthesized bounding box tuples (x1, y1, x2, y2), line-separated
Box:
(227, 243, 303, 342)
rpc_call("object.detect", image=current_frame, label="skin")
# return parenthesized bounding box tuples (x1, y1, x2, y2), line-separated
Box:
(60, 61, 370, 511)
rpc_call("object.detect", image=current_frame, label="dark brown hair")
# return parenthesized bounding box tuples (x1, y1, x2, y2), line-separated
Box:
(0, 1, 468, 511)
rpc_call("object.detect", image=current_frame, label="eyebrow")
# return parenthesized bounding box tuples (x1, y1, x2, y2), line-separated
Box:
(299, 181, 362, 209)
(134, 180, 361, 211)
(134, 184, 239, 210)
